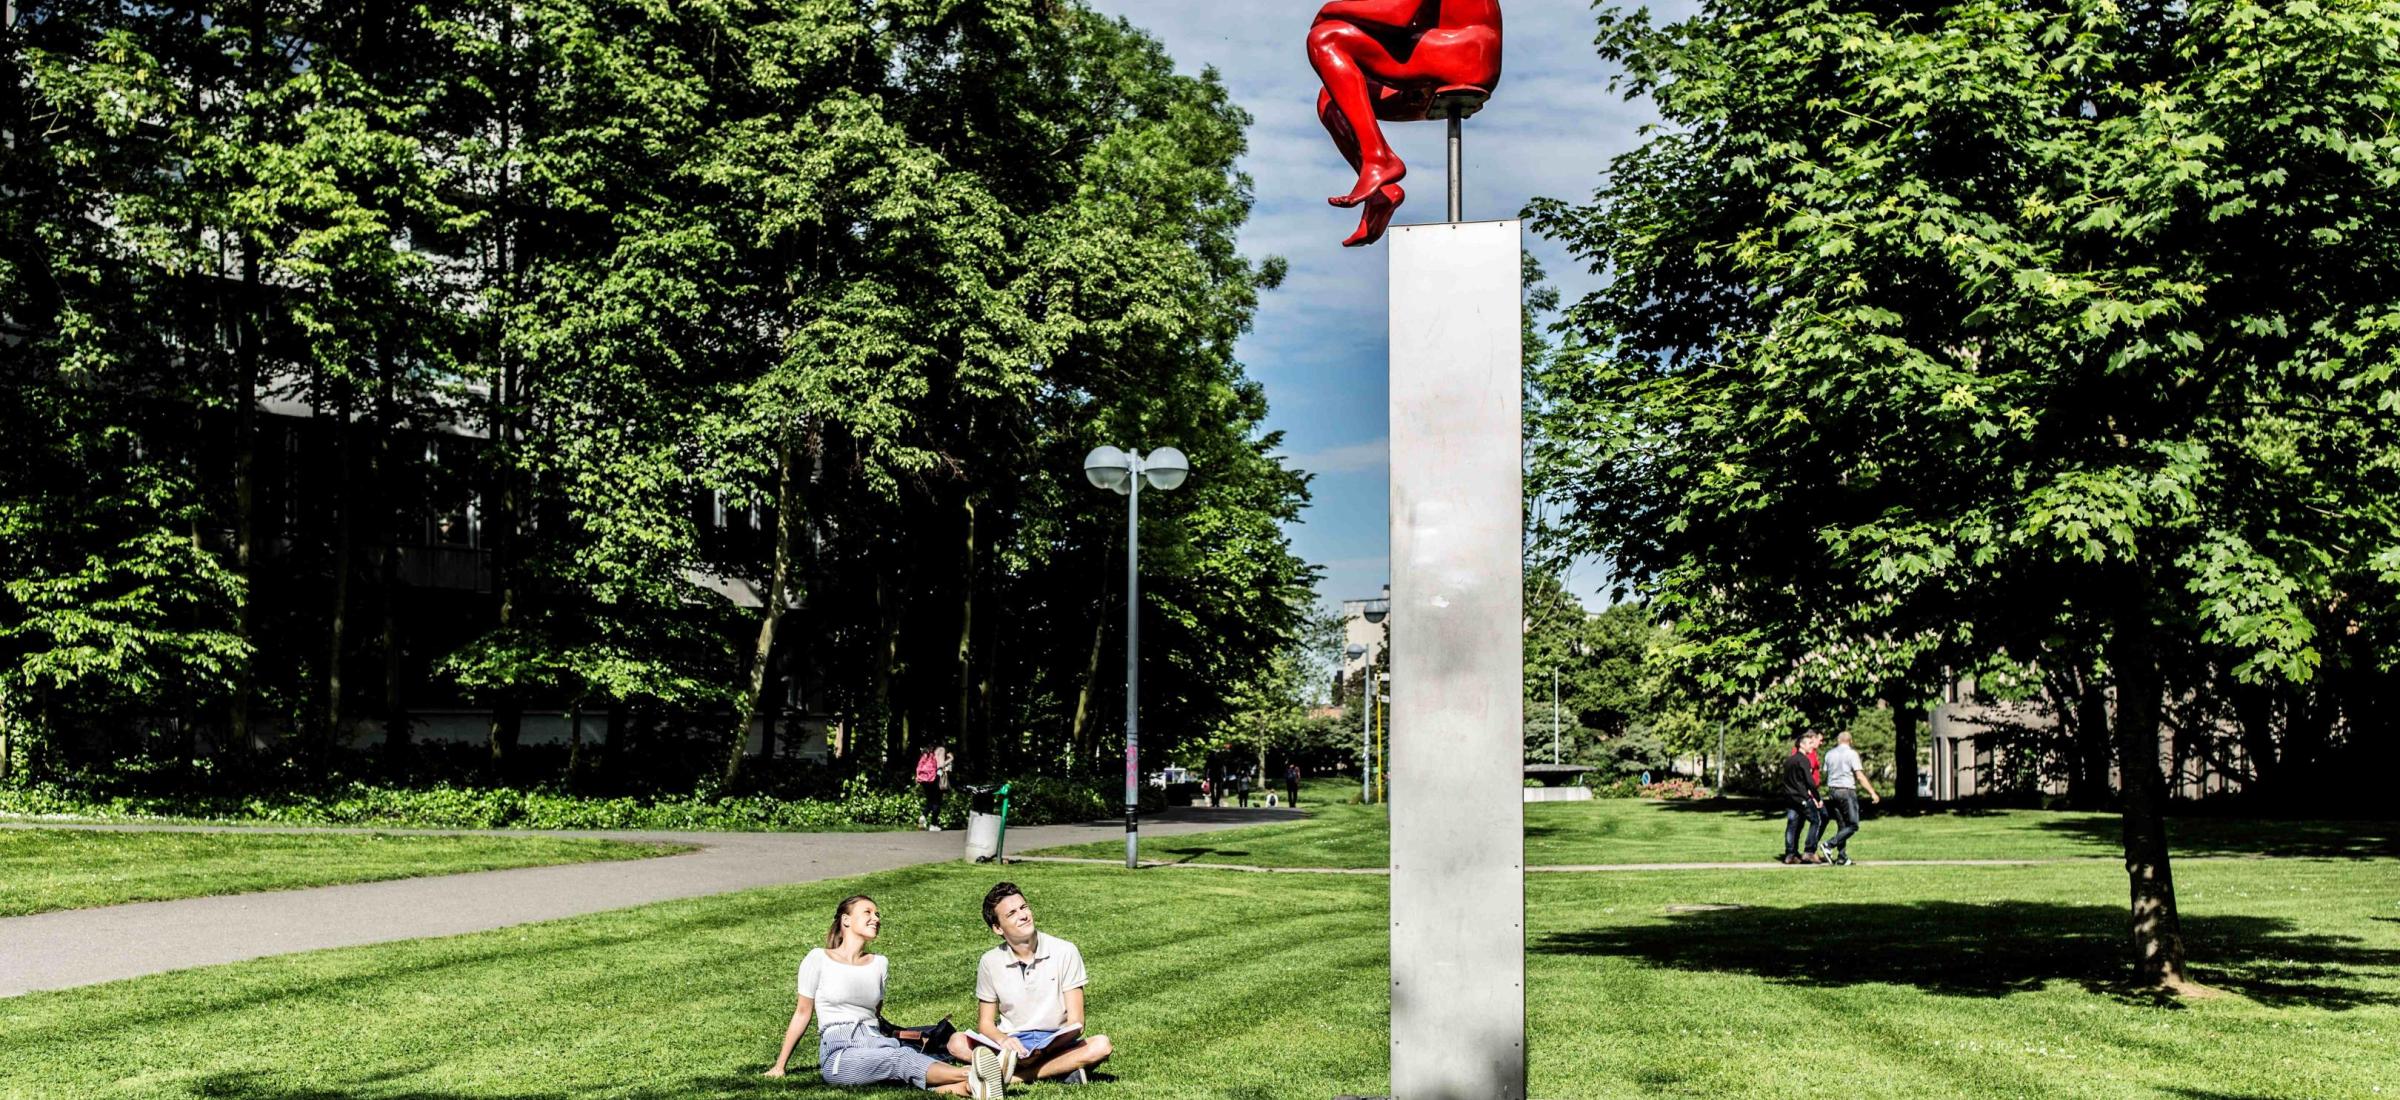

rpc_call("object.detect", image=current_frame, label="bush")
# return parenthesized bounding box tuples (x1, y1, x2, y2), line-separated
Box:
(0, 772, 1151, 832)
(1584, 775, 1715, 800)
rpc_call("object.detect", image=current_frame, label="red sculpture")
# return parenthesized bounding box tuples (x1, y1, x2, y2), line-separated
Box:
(1308, 0, 1503, 247)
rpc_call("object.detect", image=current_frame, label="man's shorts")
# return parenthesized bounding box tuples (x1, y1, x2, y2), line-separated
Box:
(1011, 1028, 1075, 1054)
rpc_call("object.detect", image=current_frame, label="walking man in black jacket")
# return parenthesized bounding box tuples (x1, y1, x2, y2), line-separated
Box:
(1779, 732, 1830, 864)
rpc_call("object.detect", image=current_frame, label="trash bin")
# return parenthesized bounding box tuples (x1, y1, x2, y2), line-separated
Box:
(961, 783, 1012, 863)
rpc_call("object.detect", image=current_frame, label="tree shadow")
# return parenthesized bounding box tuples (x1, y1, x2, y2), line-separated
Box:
(1155, 846, 1251, 864)
(2032, 816, 2400, 860)
(1646, 798, 2007, 819)
(184, 1065, 1124, 1099)
(185, 1066, 863, 1099)
(1532, 900, 2400, 1010)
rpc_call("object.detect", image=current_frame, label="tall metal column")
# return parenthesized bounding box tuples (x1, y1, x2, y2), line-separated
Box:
(1385, 219, 1524, 1099)
(1124, 470, 1141, 869)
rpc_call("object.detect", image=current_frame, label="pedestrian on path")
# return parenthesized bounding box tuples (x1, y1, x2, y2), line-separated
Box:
(765, 894, 981, 1094)
(1819, 729, 1881, 865)
(1285, 763, 1301, 808)
(915, 744, 954, 831)
(1778, 732, 1829, 865)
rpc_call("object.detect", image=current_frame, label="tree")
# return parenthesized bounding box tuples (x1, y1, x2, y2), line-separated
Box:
(1530, 0, 2400, 993)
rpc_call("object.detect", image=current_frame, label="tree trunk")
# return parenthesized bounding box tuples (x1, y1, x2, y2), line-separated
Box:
(954, 493, 978, 775)
(1067, 540, 1113, 777)
(565, 696, 584, 791)
(2073, 674, 2115, 810)
(1891, 695, 1921, 807)
(324, 391, 357, 755)
(726, 441, 799, 786)
(868, 570, 898, 780)
(2107, 627, 2202, 993)
(2231, 683, 2281, 800)
(0, 684, 14, 784)
(229, 245, 262, 753)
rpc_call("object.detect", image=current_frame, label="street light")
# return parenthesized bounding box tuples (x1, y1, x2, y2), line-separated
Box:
(1357, 597, 1388, 802)
(1084, 444, 1190, 869)
(1345, 643, 1368, 801)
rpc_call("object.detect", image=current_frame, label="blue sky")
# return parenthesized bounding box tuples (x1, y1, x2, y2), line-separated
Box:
(1083, 0, 1701, 610)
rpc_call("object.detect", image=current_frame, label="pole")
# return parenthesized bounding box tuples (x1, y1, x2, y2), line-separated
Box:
(1551, 667, 1560, 765)
(1716, 724, 1727, 793)
(1124, 459, 1141, 870)
(1446, 110, 1463, 223)
(1362, 658, 1373, 804)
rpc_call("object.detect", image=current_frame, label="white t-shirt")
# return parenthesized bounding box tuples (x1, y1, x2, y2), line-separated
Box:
(1824, 744, 1863, 789)
(796, 948, 886, 1028)
(975, 932, 1088, 1034)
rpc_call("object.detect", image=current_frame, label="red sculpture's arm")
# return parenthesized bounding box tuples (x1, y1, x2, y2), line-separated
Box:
(1314, 0, 1431, 32)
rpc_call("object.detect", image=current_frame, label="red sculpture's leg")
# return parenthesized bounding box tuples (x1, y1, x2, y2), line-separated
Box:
(1317, 89, 1366, 176)
(1308, 21, 1408, 208)
(1343, 183, 1406, 248)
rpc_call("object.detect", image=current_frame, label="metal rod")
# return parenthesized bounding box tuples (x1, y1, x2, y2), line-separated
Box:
(1362, 658, 1372, 804)
(1125, 459, 1141, 870)
(1551, 667, 1560, 765)
(1446, 110, 1463, 222)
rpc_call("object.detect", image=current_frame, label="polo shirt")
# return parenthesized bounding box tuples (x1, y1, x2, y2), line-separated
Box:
(975, 931, 1088, 1034)
(1824, 744, 1863, 789)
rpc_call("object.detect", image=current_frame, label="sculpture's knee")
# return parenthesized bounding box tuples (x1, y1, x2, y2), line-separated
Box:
(1308, 19, 1364, 55)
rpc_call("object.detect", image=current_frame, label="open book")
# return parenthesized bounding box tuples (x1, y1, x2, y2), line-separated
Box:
(965, 1022, 1081, 1050)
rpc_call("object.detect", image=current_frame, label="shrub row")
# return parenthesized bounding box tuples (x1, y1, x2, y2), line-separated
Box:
(0, 774, 1140, 832)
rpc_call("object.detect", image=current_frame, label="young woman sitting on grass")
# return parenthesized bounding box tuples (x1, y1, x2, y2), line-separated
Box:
(764, 894, 989, 1095)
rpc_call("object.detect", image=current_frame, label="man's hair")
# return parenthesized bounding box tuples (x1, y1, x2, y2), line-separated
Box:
(982, 881, 1025, 930)
(1792, 731, 1812, 746)
(1837, 730, 1854, 743)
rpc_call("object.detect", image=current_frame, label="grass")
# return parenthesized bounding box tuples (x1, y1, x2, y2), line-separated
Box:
(1028, 797, 2400, 868)
(0, 828, 687, 917)
(1, 857, 2393, 1098)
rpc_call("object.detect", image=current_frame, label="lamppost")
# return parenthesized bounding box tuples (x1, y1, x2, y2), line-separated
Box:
(1345, 643, 1368, 801)
(1083, 444, 1190, 870)
(1551, 666, 1561, 766)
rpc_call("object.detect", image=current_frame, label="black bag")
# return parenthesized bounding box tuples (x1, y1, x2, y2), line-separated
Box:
(882, 1015, 956, 1054)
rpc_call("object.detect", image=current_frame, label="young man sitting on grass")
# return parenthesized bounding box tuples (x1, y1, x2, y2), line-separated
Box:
(942, 882, 1116, 1087)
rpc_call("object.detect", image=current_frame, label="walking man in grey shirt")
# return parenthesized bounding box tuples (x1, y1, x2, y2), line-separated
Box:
(1820, 730, 1881, 865)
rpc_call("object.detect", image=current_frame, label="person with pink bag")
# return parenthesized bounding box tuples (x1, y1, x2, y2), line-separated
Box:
(915, 743, 954, 831)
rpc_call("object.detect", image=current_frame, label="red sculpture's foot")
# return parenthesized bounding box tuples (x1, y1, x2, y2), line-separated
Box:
(1330, 154, 1406, 209)
(1342, 183, 1405, 247)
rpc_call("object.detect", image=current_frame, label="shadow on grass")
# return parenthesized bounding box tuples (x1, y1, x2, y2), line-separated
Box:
(1533, 900, 2400, 1010)
(185, 1066, 1125, 1099)
(1646, 797, 2014, 819)
(2032, 816, 2400, 860)
(189, 1068, 798, 1099)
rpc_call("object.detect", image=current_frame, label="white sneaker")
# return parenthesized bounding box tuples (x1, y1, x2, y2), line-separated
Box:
(970, 1048, 1004, 1098)
(998, 1045, 1018, 1086)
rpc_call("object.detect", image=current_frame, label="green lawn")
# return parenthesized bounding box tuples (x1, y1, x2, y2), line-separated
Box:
(1033, 798, 2400, 868)
(2, 857, 2393, 1098)
(0, 828, 687, 917)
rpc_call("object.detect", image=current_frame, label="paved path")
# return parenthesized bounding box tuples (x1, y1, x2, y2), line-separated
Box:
(0, 807, 1298, 998)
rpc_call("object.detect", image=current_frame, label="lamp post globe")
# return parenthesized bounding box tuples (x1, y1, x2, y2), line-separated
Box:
(1084, 446, 1132, 493)
(1140, 447, 1189, 491)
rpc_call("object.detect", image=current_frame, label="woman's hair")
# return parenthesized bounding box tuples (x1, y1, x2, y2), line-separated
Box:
(826, 894, 875, 950)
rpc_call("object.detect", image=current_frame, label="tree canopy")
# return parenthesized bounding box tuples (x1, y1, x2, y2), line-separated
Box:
(1, 0, 1315, 794)
(1530, 0, 2400, 990)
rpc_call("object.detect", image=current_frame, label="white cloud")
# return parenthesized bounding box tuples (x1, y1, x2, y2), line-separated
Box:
(1284, 436, 1388, 475)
